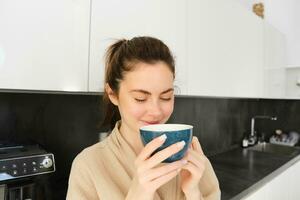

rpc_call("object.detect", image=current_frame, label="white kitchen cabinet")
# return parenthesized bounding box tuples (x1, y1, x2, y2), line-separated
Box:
(286, 67, 300, 97)
(0, 0, 90, 92)
(242, 185, 268, 200)
(88, 0, 187, 95)
(264, 0, 300, 68)
(0, 0, 288, 98)
(263, 22, 286, 98)
(187, 0, 264, 97)
(243, 159, 300, 200)
(286, 159, 300, 199)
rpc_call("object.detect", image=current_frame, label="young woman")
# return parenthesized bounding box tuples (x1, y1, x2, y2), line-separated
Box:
(67, 36, 220, 200)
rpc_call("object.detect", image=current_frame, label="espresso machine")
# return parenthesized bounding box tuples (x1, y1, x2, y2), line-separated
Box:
(0, 142, 55, 200)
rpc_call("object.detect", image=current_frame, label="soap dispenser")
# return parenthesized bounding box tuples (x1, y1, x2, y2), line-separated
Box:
(242, 136, 249, 148)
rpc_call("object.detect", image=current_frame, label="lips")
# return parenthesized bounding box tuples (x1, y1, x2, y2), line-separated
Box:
(142, 121, 160, 125)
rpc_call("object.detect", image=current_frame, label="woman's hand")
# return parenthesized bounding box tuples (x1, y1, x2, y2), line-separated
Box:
(126, 134, 187, 200)
(180, 137, 206, 200)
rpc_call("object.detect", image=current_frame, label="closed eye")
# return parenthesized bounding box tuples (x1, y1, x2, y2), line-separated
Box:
(135, 98, 146, 102)
(160, 98, 172, 101)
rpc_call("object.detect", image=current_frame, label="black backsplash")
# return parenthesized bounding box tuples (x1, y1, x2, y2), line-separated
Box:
(1, 92, 300, 199)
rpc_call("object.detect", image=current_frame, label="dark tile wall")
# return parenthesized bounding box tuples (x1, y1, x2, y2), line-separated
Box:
(170, 97, 300, 155)
(0, 92, 104, 200)
(1, 92, 300, 199)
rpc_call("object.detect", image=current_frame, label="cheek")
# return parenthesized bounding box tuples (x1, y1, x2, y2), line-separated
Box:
(162, 100, 174, 117)
(128, 104, 147, 119)
(118, 95, 145, 120)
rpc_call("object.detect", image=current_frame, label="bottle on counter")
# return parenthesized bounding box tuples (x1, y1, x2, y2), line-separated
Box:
(242, 137, 249, 148)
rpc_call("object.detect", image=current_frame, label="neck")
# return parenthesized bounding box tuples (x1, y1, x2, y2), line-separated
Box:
(119, 121, 144, 155)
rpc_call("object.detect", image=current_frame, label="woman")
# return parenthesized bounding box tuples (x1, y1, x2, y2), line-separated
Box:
(67, 36, 220, 200)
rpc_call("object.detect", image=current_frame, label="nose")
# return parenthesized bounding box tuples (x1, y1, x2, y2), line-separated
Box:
(147, 100, 163, 118)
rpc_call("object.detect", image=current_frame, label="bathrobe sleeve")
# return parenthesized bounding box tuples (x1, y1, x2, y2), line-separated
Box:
(66, 155, 99, 200)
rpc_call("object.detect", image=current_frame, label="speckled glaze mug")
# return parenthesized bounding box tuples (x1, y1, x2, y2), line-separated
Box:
(140, 124, 193, 163)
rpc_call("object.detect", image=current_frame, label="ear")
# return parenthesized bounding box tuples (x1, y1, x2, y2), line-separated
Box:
(105, 83, 119, 106)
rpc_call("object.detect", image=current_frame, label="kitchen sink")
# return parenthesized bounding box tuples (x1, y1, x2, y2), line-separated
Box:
(247, 142, 300, 157)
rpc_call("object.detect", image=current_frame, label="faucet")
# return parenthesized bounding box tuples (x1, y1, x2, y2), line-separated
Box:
(248, 115, 277, 146)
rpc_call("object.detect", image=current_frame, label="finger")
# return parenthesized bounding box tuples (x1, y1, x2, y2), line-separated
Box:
(182, 162, 205, 180)
(192, 137, 204, 155)
(144, 159, 187, 182)
(137, 134, 167, 163)
(185, 150, 206, 169)
(150, 168, 180, 190)
(145, 141, 186, 169)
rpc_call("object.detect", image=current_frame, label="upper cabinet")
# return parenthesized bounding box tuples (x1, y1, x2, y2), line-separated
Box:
(264, 0, 300, 68)
(88, 0, 187, 94)
(0, 0, 289, 99)
(186, 0, 264, 97)
(263, 22, 286, 98)
(0, 0, 90, 92)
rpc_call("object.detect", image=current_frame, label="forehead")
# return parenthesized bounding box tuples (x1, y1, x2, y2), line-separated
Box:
(121, 62, 174, 92)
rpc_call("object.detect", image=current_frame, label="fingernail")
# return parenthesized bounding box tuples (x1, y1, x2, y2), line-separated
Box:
(177, 168, 181, 173)
(181, 159, 187, 164)
(159, 134, 167, 141)
(177, 141, 185, 148)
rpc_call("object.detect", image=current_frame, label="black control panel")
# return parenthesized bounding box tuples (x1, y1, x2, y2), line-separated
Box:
(0, 154, 55, 181)
(0, 144, 56, 182)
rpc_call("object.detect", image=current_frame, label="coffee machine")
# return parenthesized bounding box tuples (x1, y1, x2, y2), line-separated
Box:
(0, 142, 55, 200)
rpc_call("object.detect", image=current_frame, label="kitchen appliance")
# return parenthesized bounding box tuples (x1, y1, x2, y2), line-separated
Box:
(0, 141, 55, 200)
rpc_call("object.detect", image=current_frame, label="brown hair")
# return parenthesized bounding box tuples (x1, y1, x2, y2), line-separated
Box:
(102, 36, 175, 130)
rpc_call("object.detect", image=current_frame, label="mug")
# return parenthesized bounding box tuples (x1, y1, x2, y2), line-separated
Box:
(140, 124, 193, 163)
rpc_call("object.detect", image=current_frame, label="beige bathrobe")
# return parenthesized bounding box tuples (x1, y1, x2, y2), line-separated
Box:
(67, 122, 220, 200)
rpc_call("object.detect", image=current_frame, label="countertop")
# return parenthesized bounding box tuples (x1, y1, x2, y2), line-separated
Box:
(208, 146, 300, 200)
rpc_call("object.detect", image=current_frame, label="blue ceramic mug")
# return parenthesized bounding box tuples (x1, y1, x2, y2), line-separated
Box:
(140, 124, 193, 163)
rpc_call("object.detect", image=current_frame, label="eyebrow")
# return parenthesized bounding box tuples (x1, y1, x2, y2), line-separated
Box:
(130, 88, 174, 95)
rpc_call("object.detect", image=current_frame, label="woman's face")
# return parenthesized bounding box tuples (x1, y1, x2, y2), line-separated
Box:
(110, 61, 174, 134)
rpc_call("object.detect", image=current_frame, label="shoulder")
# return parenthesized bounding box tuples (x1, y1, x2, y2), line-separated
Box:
(67, 142, 109, 199)
(71, 138, 110, 169)
(84, 138, 109, 155)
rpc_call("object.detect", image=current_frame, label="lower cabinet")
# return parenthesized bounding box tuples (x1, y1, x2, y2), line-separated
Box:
(243, 159, 300, 200)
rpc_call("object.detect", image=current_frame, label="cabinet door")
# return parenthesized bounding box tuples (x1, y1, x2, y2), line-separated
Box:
(243, 160, 300, 200)
(287, 160, 300, 199)
(187, 0, 264, 97)
(263, 22, 286, 98)
(89, 0, 187, 94)
(0, 0, 90, 92)
(267, 160, 300, 200)
(242, 185, 269, 200)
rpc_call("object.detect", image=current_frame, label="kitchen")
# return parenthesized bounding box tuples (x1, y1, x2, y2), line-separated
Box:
(1, 0, 300, 199)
